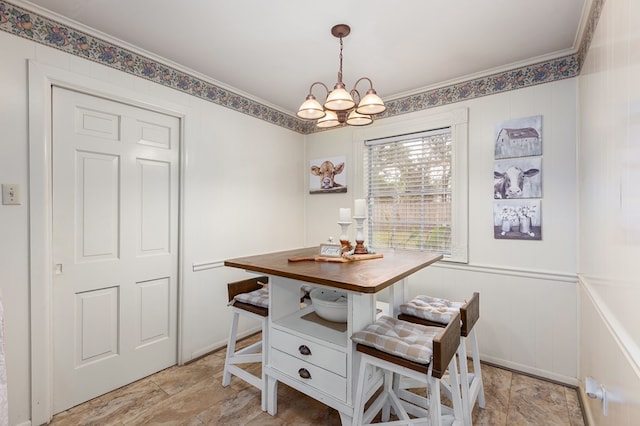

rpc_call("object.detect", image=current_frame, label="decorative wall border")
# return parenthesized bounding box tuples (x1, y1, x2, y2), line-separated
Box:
(1, 0, 604, 135)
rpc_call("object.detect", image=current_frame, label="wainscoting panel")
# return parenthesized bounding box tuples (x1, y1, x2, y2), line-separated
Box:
(579, 278, 640, 426)
(406, 262, 578, 384)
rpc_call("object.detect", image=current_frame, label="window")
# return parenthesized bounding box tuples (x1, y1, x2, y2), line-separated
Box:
(365, 128, 452, 253)
(355, 108, 468, 262)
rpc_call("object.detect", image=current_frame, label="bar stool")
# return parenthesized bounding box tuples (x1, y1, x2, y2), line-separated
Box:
(351, 314, 464, 426)
(222, 276, 269, 411)
(398, 292, 485, 425)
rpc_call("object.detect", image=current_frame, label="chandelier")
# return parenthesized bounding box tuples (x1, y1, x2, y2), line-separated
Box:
(296, 24, 386, 128)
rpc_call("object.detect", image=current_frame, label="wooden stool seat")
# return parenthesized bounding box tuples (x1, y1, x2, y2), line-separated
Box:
(399, 292, 485, 425)
(351, 314, 464, 426)
(222, 276, 269, 411)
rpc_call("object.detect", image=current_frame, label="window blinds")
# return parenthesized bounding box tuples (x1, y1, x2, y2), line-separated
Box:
(365, 128, 453, 254)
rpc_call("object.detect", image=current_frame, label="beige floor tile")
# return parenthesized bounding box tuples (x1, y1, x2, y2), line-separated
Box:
(50, 334, 586, 426)
(506, 374, 573, 426)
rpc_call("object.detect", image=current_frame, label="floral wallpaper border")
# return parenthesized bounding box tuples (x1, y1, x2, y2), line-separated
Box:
(0, 0, 604, 135)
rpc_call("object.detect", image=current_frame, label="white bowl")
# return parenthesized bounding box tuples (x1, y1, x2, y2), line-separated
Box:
(310, 288, 348, 323)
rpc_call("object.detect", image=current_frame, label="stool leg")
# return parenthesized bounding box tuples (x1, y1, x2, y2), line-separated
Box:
(381, 370, 393, 421)
(447, 350, 465, 425)
(222, 311, 240, 387)
(469, 328, 486, 409)
(457, 337, 473, 425)
(428, 375, 442, 426)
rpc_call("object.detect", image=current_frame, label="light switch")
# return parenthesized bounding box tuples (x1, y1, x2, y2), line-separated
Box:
(2, 184, 21, 205)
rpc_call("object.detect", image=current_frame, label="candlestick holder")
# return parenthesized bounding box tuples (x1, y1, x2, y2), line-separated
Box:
(337, 221, 353, 253)
(352, 216, 368, 254)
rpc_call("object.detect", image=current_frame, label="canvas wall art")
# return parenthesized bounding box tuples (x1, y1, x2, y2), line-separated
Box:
(493, 199, 541, 240)
(494, 115, 542, 159)
(309, 156, 347, 194)
(494, 157, 542, 199)
(493, 115, 543, 240)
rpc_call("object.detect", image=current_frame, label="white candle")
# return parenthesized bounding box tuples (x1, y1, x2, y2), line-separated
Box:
(354, 199, 366, 217)
(339, 208, 351, 222)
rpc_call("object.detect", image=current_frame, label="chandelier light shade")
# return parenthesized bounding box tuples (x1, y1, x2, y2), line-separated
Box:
(356, 88, 386, 115)
(297, 94, 326, 120)
(324, 83, 355, 111)
(297, 24, 386, 128)
(346, 109, 373, 126)
(316, 110, 340, 128)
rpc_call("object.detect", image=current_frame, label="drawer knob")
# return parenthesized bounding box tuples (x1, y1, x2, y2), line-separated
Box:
(298, 368, 311, 379)
(298, 345, 312, 356)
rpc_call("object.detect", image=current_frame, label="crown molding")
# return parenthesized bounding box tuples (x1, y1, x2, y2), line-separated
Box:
(1, 0, 605, 135)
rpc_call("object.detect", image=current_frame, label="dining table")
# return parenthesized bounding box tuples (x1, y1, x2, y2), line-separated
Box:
(224, 246, 442, 425)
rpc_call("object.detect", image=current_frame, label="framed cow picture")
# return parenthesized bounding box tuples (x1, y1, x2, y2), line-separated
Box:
(309, 156, 347, 194)
(494, 157, 542, 199)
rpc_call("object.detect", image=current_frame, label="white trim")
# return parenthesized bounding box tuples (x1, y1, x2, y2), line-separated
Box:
(579, 275, 640, 376)
(28, 60, 189, 425)
(192, 260, 226, 272)
(481, 355, 579, 387)
(190, 326, 261, 360)
(434, 262, 577, 283)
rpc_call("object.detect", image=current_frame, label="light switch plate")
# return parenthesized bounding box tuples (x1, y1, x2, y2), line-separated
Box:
(2, 184, 21, 205)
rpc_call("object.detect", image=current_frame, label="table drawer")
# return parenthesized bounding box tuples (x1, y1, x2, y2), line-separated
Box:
(271, 328, 347, 376)
(271, 348, 347, 401)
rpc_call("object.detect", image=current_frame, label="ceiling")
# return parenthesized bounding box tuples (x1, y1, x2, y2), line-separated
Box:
(29, 0, 590, 116)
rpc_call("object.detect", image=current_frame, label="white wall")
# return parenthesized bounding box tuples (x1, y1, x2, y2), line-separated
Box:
(578, 0, 640, 423)
(0, 29, 305, 425)
(305, 79, 579, 383)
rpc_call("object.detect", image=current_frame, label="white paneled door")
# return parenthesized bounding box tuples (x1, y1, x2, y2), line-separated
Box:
(51, 87, 180, 413)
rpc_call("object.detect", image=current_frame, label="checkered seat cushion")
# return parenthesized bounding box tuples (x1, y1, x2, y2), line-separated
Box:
(351, 315, 441, 363)
(231, 287, 269, 309)
(400, 295, 463, 325)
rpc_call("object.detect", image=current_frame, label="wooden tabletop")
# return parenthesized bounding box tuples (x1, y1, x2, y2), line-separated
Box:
(224, 247, 442, 293)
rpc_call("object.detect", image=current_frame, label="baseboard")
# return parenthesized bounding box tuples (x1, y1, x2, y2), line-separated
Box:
(481, 355, 579, 387)
(188, 325, 262, 360)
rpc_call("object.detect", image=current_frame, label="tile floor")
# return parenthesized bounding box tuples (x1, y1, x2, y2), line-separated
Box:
(50, 334, 586, 425)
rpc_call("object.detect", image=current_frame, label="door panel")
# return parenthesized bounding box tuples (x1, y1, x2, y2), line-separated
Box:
(138, 159, 171, 254)
(52, 87, 180, 413)
(138, 277, 170, 346)
(75, 287, 119, 365)
(76, 151, 119, 261)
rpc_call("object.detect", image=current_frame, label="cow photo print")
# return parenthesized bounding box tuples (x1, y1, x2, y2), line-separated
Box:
(309, 155, 347, 194)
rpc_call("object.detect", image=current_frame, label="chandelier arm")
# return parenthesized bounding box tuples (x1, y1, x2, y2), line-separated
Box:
(308, 81, 331, 96)
(353, 77, 374, 91)
(350, 89, 362, 104)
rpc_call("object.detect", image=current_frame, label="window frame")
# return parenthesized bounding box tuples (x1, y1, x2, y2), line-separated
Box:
(353, 107, 468, 263)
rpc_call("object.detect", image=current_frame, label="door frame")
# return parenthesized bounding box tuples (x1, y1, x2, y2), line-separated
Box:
(28, 60, 188, 425)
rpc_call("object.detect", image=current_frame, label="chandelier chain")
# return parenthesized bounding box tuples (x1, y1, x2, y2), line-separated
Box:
(338, 36, 344, 84)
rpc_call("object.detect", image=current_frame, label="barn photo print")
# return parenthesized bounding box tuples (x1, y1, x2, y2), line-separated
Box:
(493, 114, 543, 240)
(309, 156, 347, 194)
(494, 115, 542, 159)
